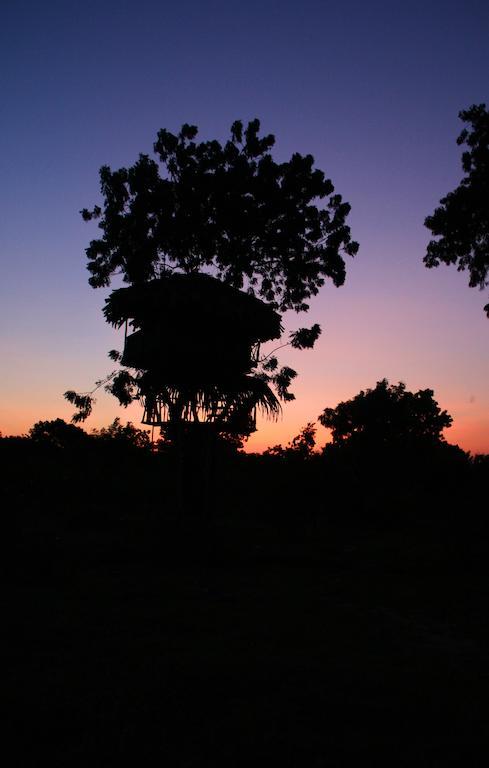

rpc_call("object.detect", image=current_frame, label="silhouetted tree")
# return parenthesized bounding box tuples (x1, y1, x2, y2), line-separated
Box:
(319, 380, 452, 448)
(29, 418, 89, 449)
(424, 104, 489, 316)
(92, 418, 151, 451)
(67, 120, 358, 427)
(82, 119, 358, 310)
(265, 422, 316, 458)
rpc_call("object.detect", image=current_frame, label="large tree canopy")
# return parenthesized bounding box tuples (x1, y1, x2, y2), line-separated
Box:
(424, 104, 489, 317)
(82, 119, 358, 313)
(67, 120, 358, 429)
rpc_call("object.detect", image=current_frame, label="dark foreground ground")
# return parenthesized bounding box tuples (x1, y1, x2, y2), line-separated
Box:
(5, 442, 489, 766)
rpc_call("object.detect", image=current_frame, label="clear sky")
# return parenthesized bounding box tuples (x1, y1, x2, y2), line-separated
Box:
(1, 0, 488, 453)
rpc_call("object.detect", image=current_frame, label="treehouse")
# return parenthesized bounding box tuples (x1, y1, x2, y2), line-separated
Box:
(104, 273, 282, 435)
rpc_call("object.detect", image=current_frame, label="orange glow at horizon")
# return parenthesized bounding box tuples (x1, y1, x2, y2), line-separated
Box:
(1, 233, 488, 455)
(243, 414, 489, 456)
(1, 0, 488, 469)
(2, 396, 488, 456)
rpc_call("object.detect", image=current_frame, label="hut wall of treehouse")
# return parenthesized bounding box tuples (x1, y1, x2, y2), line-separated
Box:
(121, 329, 258, 378)
(105, 273, 282, 433)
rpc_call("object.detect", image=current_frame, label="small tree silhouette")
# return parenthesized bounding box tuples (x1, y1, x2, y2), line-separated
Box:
(29, 419, 89, 449)
(92, 418, 151, 450)
(424, 104, 489, 317)
(265, 423, 317, 458)
(319, 380, 452, 448)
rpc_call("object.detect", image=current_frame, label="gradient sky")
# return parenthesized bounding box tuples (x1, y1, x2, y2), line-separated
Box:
(1, 0, 488, 453)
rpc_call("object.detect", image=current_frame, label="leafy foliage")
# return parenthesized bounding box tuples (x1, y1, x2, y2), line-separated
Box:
(424, 104, 489, 316)
(290, 323, 321, 349)
(29, 418, 89, 448)
(64, 391, 94, 423)
(270, 366, 297, 402)
(28, 417, 153, 451)
(82, 119, 358, 313)
(265, 422, 317, 458)
(107, 370, 137, 407)
(255, 324, 321, 402)
(319, 379, 452, 447)
(289, 422, 317, 456)
(92, 418, 151, 450)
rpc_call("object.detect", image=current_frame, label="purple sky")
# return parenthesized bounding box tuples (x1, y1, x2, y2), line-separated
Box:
(1, 0, 488, 452)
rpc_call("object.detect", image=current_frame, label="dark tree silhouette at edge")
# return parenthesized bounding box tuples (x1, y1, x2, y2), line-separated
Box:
(424, 104, 489, 317)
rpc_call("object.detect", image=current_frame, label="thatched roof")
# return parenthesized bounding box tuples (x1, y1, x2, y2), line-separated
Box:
(104, 272, 282, 343)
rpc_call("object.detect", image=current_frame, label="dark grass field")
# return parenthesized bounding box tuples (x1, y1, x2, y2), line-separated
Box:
(5, 444, 489, 765)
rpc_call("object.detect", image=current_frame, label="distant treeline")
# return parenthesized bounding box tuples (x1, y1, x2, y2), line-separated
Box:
(3, 411, 488, 532)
